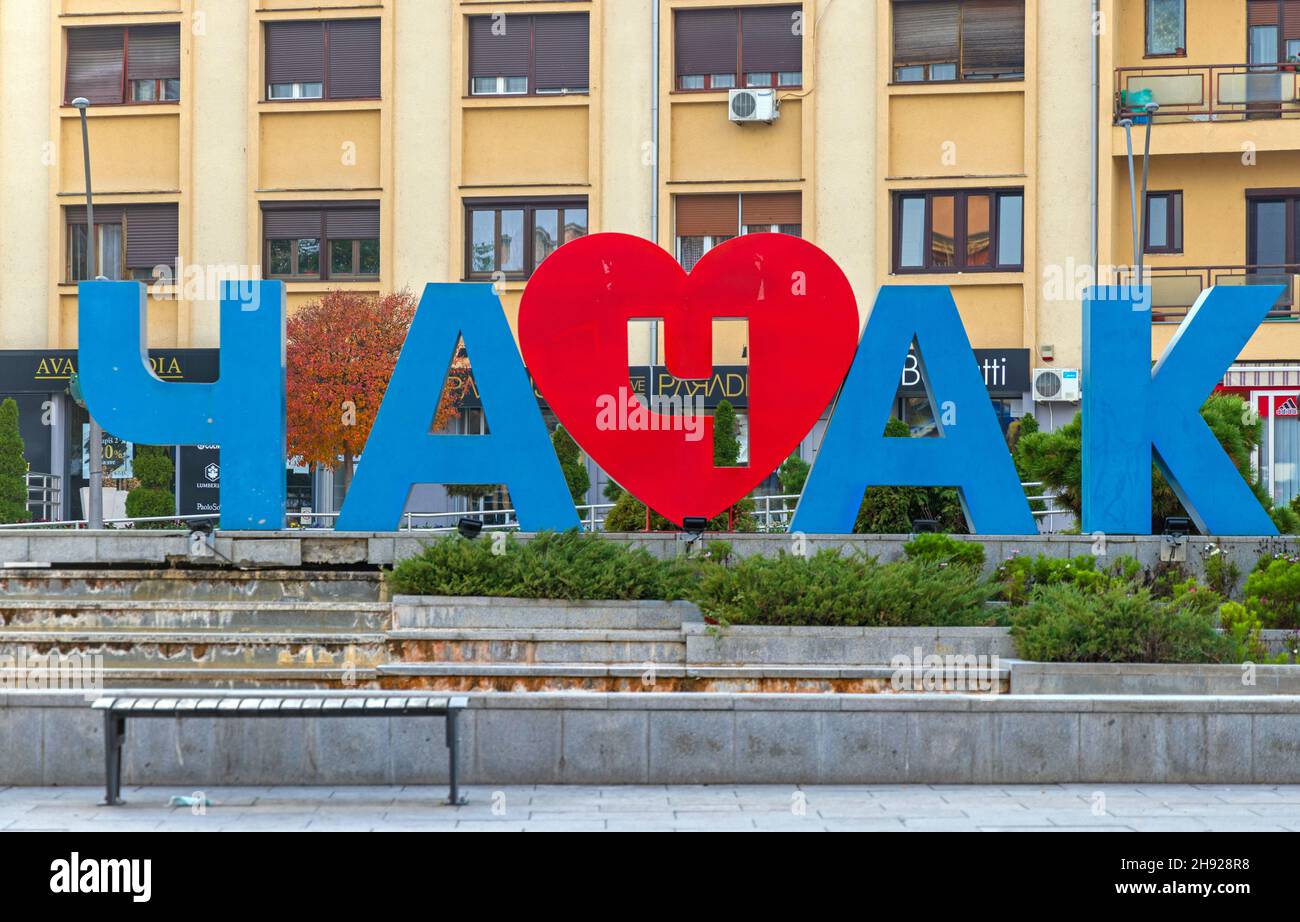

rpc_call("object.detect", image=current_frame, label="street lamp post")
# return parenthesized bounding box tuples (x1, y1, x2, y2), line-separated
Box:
(1120, 101, 1161, 287)
(72, 97, 105, 530)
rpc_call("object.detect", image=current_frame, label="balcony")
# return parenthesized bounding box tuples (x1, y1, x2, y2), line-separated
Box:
(1111, 265, 1300, 323)
(1114, 64, 1300, 123)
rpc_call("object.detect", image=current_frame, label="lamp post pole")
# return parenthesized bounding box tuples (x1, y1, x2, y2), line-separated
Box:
(1121, 101, 1161, 288)
(73, 97, 105, 530)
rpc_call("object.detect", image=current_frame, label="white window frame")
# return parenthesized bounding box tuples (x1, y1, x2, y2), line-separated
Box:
(268, 81, 324, 100)
(471, 75, 529, 96)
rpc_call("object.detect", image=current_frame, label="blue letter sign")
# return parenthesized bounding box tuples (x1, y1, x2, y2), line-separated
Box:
(336, 284, 578, 532)
(1082, 284, 1282, 536)
(77, 280, 286, 530)
(793, 286, 1036, 535)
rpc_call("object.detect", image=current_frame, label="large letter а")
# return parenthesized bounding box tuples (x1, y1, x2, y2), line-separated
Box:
(77, 280, 286, 529)
(1082, 284, 1281, 535)
(337, 284, 577, 532)
(792, 286, 1035, 535)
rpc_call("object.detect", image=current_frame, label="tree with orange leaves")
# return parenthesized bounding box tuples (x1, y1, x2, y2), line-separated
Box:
(286, 290, 468, 502)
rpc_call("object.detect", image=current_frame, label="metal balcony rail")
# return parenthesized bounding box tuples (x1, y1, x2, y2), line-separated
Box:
(1111, 264, 1300, 323)
(1115, 62, 1300, 123)
(24, 472, 61, 523)
(0, 486, 1072, 534)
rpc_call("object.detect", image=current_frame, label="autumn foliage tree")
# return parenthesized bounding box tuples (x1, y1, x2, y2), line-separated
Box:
(286, 290, 470, 500)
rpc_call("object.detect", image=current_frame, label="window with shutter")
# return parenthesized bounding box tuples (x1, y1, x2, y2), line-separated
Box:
(66, 204, 177, 281)
(891, 0, 1023, 83)
(126, 25, 181, 102)
(266, 19, 380, 100)
(263, 202, 380, 280)
(66, 27, 126, 104)
(675, 6, 803, 90)
(676, 194, 801, 271)
(468, 14, 590, 96)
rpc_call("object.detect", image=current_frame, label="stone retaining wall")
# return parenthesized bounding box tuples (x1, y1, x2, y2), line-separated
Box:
(6, 689, 1300, 786)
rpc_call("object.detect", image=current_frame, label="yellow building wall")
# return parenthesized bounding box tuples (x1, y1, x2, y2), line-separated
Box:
(259, 109, 383, 191)
(462, 104, 590, 187)
(669, 98, 805, 182)
(888, 91, 1025, 177)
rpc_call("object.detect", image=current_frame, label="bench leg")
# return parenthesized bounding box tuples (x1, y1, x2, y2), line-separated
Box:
(444, 709, 466, 806)
(101, 713, 126, 807)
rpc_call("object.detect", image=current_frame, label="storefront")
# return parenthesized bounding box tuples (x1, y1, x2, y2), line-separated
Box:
(1220, 363, 1300, 510)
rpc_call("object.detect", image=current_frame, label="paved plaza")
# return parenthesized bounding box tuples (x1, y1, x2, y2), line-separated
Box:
(3, 784, 1299, 832)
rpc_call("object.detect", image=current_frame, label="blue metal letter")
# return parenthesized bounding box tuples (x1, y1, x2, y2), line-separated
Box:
(1082, 284, 1281, 535)
(337, 284, 578, 532)
(792, 286, 1036, 535)
(78, 280, 286, 530)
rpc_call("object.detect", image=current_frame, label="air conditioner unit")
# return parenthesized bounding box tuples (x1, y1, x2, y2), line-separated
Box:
(1032, 368, 1081, 403)
(729, 88, 779, 124)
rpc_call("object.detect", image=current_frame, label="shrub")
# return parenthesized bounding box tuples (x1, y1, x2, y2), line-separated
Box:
(0, 398, 30, 525)
(691, 550, 1000, 628)
(1243, 556, 1300, 629)
(777, 451, 810, 497)
(126, 446, 174, 522)
(551, 425, 590, 504)
(1010, 582, 1237, 663)
(1203, 548, 1242, 599)
(854, 418, 967, 534)
(994, 553, 1135, 605)
(386, 530, 693, 601)
(1219, 601, 1284, 664)
(903, 532, 985, 570)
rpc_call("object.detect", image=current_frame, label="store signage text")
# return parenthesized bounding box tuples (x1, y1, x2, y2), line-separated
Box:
(76, 234, 1285, 535)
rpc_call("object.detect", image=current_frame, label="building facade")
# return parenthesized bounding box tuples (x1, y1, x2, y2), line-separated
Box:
(0, 1, 1104, 522)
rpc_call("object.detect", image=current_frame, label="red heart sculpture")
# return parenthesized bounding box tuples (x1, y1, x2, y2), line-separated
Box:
(518, 233, 859, 526)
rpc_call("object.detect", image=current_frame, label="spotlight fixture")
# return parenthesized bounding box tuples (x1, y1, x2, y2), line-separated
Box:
(456, 517, 484, 540)
(682, 516, 709, 538)
(1162, 517, 1191, 539)
(911, 519, 939, 534)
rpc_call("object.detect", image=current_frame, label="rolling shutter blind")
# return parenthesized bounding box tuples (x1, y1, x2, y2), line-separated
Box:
(675, 9, 739, 76)
(1250, 1, 1280, 27)
(66, 205, 125, 226)
(893, 1, 960, 67)
(1285, 1, 1300, 39)
(66, 27, 125, 104)
(960, 0, 1025, 76)
(266, 21, 325, 84)
(325, 207, 380, 238)
(126, 25, 180, 81)
(124, 204, 179, 270)
(676, 195, 740, 237)
(534, 13, 590, 91)
(469, 14, 531, 78)
(741, 192, 801, 227)
(741, 6, 802, 74)
(263, 209, 323, 239)
(326, 19, 381, 99)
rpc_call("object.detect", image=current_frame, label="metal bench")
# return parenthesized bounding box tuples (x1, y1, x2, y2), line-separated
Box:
(92, 694, 469, 807)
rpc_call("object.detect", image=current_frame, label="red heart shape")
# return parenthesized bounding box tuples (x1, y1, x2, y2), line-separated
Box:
(518, 233, 859, 526)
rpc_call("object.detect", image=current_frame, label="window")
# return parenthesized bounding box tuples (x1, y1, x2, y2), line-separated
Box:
(675, 193, 802, 271)
(893, 189, 1023, 272)
(468, 14, 590, 96)
(892, 0, 1024, 83)
(262, 203, 380, 280)
(65, 204, 178, 282)
(465, 199, 588, 279)
(65, 25, 180, 105)
(1146, 0, 1186, 57)
(265, 19, 380, 101)
(675, 6, 803, 91)
(1145, 191, 1183, 254)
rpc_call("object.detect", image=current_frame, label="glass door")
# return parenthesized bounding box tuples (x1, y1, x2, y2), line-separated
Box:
(1247, 195, 1296, 314)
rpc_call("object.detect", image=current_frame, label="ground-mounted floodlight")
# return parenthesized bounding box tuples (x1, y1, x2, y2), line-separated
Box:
(456, 517, 484, 540)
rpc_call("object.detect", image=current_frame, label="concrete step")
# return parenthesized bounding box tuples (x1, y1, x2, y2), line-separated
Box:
(378, 661, 1009, 694)
(0, 665, 381, 689)
(389, 628, 687, 665)
(0, 630, 387, 668)
(392, 597, 701, 631)
(0, 568, 385, 603)
(0, 600, 391, 632)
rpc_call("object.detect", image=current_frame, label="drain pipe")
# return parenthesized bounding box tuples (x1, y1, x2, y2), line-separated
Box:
(1090, 0, 1099, 286)
(650, 0, 661, 365)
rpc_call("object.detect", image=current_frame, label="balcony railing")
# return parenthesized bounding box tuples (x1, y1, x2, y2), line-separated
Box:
(1111, 265, 1300, 323)
(1115, 63, 1300, 123)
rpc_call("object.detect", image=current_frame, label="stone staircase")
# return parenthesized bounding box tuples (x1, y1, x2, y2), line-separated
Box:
(0, 569, 388, 688)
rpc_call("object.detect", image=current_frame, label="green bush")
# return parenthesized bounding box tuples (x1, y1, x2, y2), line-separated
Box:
(0, 398, 30, 525)
(853, 418, 967, 534)
(126, 446, 174, 522)
(1203, 548, 1242, 599)
(995, 553, 1138, 605)
(691, 550, 1000, 628)
(1219, 601, 1284, 664)
(1010, 581, 1237, 663)
(1243, 556, 1300, 629)
(386, 530, 694, 601)
(903, 533, 985, 570)
(551, 425, 590, 504)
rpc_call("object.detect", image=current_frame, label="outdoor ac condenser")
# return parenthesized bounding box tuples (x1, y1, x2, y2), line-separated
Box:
(729, 88, 779, 124)
(1032, 368, 1081, 402)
